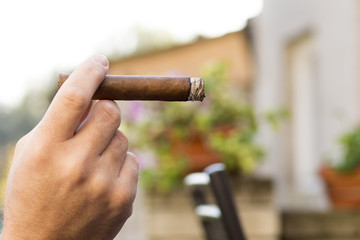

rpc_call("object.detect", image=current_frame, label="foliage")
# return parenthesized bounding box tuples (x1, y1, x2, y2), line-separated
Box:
(264, 107, 290, 131)
(126, 61, 278, 193)
(335, 126, 360, 172)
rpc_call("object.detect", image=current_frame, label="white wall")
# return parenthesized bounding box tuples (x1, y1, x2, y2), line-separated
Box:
(251, 0, 360, 209)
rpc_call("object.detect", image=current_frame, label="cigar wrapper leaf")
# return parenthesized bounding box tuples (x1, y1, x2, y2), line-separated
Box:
(58, 74, 205, 102)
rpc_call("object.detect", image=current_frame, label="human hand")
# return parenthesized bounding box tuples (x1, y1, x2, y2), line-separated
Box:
(1, 55, 139, 240)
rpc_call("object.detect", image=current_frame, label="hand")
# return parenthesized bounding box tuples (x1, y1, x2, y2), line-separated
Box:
(1, 55, 139, 240)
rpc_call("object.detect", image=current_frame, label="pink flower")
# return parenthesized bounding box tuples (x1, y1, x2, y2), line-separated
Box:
(129, 101, 144, 122)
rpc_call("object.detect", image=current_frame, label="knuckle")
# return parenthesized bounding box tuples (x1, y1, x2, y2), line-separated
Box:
(99, 101, 121, 126)
(61, 86, 88, 111)
(15, 135, 27, 150)
(15, 130, 34, 152)
(91, 173, 111, 197)
(118, 188, 136, 208)
(123, 205, 133, 219)
(115, 130, 129, 149)
(111, 199, 133, 219)
(31, 136, 50, 155)
(127, 152, 139, 171)
(83, 61, 106, 79)
(25, 140, 52, 165)
(110, 179, 137, 213)
(62, 159, 88, 184)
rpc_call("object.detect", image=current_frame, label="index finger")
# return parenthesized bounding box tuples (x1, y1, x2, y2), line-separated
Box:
(39, 55, 109, 141)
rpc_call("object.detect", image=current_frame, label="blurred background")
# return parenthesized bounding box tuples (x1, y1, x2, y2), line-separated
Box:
(1, 0, 360, 239)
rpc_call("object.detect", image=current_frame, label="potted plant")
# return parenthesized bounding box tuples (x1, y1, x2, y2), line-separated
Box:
(125, 62, 266, 193)
(320, 125, 360, 209)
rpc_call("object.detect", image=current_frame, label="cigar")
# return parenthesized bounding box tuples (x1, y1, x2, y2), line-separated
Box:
(58, 74, 205, 101)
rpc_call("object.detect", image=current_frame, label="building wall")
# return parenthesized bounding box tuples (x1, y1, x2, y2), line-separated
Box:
(251, 0, 360, 209)
(108, 31, 254, 90)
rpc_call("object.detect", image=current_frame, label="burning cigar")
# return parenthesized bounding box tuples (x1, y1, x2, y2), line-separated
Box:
(58, 74, 205, 101)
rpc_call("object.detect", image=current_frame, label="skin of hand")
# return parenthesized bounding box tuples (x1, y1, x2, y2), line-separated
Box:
(0, 55, 139, 240)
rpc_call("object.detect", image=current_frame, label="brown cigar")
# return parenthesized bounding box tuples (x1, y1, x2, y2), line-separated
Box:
(58, 74, 205, 102)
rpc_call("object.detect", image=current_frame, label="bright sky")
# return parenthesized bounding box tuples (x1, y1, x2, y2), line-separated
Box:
(0, 0, 262, 108)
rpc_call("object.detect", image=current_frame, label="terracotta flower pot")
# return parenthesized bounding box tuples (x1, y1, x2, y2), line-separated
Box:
(169, 130, 221, 172)
(319, 165, 360, 209)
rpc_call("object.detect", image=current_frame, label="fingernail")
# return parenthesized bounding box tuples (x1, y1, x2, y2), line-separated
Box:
(93, 54, 109, 68)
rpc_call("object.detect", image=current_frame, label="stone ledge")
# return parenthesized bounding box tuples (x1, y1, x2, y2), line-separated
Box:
(282, 210, 360, 240)
(144, 177, 280, 240)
